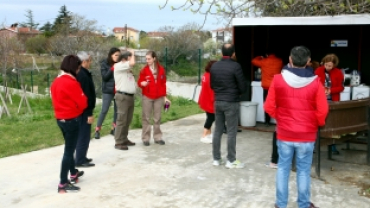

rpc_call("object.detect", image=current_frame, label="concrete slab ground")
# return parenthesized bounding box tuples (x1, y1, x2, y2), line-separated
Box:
(1, 114, 370, 208)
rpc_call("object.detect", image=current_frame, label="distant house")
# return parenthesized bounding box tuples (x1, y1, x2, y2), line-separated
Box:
(0, 23, 41, 40)
(146, 31, 168, 40)
(113, 26, 139, 43)
(211, 27, 232, 43)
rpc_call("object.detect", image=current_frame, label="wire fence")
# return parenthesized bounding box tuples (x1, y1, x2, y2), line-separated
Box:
(0, 48, 220, 97)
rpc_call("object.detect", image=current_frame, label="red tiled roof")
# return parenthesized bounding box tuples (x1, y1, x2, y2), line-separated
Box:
(147, 31, 168, 37)
(211, 27, 232, 32)
(1, 26, 41, 34)
(113, 27, 139, 33)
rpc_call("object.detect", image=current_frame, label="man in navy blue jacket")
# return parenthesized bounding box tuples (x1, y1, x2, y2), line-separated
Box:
(76, 51, 96, 167)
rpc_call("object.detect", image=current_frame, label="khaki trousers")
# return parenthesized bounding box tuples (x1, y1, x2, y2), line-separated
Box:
(114, 93, 134, 145)
(141, 95, 164, 142)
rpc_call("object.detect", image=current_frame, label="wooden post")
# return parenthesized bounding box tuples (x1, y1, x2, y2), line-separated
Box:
(0, 93, 11, 118)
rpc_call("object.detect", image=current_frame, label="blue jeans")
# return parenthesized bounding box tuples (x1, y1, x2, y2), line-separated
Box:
(276, 140, 315, 208)
(96, 93, 117, 128)
(57, 116, 81, 184)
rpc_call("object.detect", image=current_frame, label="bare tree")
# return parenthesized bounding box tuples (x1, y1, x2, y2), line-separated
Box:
(160, 0, 370, 27)
(160, 22, 204, 64)
(48, 14, 106, 56)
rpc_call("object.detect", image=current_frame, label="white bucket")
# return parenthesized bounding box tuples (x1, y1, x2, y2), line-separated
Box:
(240, 101, 258, 127)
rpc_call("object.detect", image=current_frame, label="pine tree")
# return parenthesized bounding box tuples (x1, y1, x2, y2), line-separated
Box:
(20, 9, 39, 30)
(52, 5, 72, 35)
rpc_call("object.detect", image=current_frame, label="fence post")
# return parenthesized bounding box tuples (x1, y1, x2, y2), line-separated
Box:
(198, 48, 201, 85)
(47, 73, 50, 88)
(165, 47, 168, 74)
(16, 72, 20, 89)
(31, 71, 33, 93)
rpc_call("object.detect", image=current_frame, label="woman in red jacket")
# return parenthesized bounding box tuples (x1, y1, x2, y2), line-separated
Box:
(138, 51, 170, 146)
(315, 54, 344, 102)
(198, 60, 217, 144)
(315, 53, 344, 154)
(51, 55, 88, 193)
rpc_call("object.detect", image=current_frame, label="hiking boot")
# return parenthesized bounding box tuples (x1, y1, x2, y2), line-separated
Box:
(123, 140, 136, 146)
(70, 169, 84, 184)
(155, 140, 165, 145)
(94, 131, 100, 139)
(225, 160, 245, 169)
(143, 141, 150, 146)
(115, 144, 128, 150)
(58, 181, 80, 193)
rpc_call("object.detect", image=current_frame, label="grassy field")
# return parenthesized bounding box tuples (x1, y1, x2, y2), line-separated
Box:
(0, 94, 203, 158)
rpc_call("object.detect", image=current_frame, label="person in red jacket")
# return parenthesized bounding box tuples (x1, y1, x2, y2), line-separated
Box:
(51, 55, 88, 193)
(252, 52, 283, 126)
(198, 60, 217, 144)
(138, 51, 170, 146)
(315, 54, 344, 154)
(264, 46, 328, 208)
(315, 54, 344, 102)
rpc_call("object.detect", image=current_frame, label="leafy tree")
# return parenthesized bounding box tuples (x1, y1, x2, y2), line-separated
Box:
(39, 21, 53, 37)
(160, 0, 370, 26)
(25, 35, 48, 55)
(20, 9, 39, 30)
(139, 30, 147, 41)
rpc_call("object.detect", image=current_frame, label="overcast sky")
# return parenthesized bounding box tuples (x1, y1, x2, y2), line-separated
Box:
(0, 0, 223, 33)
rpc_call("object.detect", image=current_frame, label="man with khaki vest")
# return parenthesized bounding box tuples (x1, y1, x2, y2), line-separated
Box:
(113, 50, 136, 150)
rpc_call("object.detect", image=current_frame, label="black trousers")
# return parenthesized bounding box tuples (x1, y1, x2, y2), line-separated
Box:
(263, 89, 271, 124)
(57, 116, 80, 184)
(271, 131, 278, 164)
(204, 112, 215, 129)
(75, 112, 91, 165)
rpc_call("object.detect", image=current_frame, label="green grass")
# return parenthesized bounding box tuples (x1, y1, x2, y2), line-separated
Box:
(0, 94, 202, 158)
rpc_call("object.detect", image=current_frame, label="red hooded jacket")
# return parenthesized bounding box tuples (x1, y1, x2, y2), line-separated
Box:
(198, 72, 215, 113)
(138, 63, 166, 99)
(264, 69, 328, 142)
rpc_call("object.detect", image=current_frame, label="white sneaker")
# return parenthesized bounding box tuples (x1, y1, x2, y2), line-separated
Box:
(225, 160, 245, 169)
(265, 162, 278, 169)
(200, 135, 212, 144)
(213, 159, 224, 166)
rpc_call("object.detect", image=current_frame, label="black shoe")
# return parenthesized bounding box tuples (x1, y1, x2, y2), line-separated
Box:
(110, 128, 115, 135)
(70, 169, 84, 184)
(58, 181, 80, 193)
(94, 131, 100, 139)
(155, 140, 165, 145)
(237, 129, 242, 132)
(143, 141, 150, 146)
(76, 162, 95, 168)
(85, 158, 93, 163)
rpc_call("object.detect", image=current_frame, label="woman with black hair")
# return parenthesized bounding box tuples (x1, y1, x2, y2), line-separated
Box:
(94, 47, 121, 139)
(51, 55, 87, 193)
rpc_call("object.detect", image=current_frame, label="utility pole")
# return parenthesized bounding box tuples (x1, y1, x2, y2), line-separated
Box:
(125, 24, 128, 47)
